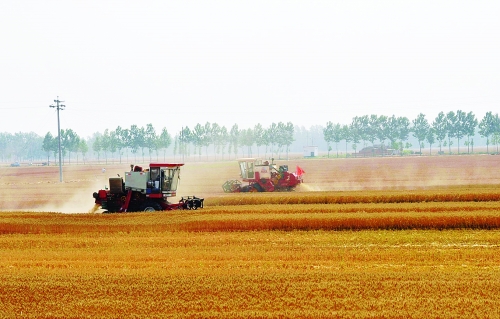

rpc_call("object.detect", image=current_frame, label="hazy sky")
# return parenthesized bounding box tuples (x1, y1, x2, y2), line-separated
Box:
(1, 0, 498, 138)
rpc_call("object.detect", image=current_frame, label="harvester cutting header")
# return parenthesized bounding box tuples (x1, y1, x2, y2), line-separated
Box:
(223, 158, 304, 192)
(93, 163, 203, 213)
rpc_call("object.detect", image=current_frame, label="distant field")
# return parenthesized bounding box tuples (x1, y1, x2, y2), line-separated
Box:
(0, 155, 499, 318)
(1, 154, 499, 212)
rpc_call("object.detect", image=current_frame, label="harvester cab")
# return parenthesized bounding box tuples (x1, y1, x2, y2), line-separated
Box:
(125, 163, 182, 198)
(93, 163, 203, 213)
(223, 158, 304, 193)
(239, 158, 269, 180)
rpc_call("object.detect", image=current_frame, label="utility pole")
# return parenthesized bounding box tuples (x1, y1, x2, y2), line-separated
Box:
(49, 97, 65, 182)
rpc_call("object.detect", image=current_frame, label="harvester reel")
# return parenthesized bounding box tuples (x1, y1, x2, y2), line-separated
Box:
(222, 180, 242, 193)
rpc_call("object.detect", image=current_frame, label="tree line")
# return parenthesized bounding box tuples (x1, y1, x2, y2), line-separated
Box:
(323, 111, 500, 157)
(1, 110, 499, 164)
(0, 132, 44, 163)
(37, 121, 295, 164)
(176, 122, 294, 161)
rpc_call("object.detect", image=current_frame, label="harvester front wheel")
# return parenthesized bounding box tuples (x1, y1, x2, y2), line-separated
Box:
(140, 201, 162, 212)
(252, 184, 264, 192)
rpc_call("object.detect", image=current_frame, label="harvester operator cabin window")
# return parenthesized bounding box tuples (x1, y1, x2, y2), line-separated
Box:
(239, 162, 247, 179)
(248, 162, 254, 178)
(163, 168, 180, 191)
(239, 161, 255, 179)
(150, 168, 160, 181)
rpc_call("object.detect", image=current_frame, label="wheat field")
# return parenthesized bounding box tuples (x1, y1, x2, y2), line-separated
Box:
(1, 155, 500, 318)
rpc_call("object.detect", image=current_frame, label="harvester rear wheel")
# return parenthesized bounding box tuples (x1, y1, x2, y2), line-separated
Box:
(140, 201, 162, 212)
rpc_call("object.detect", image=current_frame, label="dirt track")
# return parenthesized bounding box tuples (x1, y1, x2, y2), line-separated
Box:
(1, 155, 499, 212)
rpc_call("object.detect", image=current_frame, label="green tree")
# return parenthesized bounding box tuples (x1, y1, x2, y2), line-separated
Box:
(367, 114, 380, 146)
(192, 123, 206, 160)
(331, 123, 343, 158)
(261, 127, 271, 159)
(209, 123, 221, 160)
(464, 111, 477, 154)
(341, 124, 351, 156)
(425, 128, 435, 155)
(432, 112, 447, 154)
(129, 125, 144, 163)
(253, 123, 265, 157)
(67, 129, 78, 163)
(353, 115, 370, 149)
(145, 123, 157, 161)
(118, 127, 131, 163)
(493, 132, 500, 153)
(215, 126, 229, 160)
(92, 135, 102, 163)
(239, 128, 254, 157)
(100, 129, 111, 164)
(60, 129, 79, 164)
(323, 121, 334, 158)
(375, 115, 388, 148)
(276, 122, 294, 159)
(396, 116, 410, 154)
(109, 130, 119, 163)
(349, 119, 362, 157)
(114, 126, 126, 163)
(445, 111, 456, 154)
(267, 123, 279, 158)
(229, 124, 239, 159)
(42, 132, 57, 164)
(385, 115, 400, 151)
(179, 127, 192, 160)
(478, 112, 499, 153)
(78, 139, 89, 164)
(412, 113, 430, 155)
(203, 122, 212, 160)
(454, 110, 468, 154)
(157, 127, 172, 161)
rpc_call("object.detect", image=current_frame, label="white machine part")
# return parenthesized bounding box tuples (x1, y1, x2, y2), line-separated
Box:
(125, 171, 149, 192)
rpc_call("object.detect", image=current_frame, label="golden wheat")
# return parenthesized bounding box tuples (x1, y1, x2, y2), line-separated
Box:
(1, 229, 499, 318)
(2, 200, 500, 234)
(1, 157, 500, 318)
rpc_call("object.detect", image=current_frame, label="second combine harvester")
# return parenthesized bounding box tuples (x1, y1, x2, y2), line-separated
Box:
(222, 158, 305, 193)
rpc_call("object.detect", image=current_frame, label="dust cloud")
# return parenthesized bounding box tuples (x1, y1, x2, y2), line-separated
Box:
(34, 179, 109, 214)
(30, 165, 121, 214)
(294, 155, 500, 192)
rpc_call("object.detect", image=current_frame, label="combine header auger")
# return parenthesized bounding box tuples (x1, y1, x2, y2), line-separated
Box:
(93, 163, 204, 213)
(222, 158, 304, 193)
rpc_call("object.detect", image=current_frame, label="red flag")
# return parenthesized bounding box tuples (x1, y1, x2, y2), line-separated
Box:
(296, 166, 305, 176)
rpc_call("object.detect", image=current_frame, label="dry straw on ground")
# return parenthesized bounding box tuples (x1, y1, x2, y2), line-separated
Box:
(1, 226, 499, 318)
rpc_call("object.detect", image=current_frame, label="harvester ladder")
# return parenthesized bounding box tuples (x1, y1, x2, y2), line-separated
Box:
(120, 191, 133, 212)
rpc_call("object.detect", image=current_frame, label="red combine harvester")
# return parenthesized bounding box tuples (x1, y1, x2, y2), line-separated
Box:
(222, 158, 304, 192)
(93, 163, 203, 213)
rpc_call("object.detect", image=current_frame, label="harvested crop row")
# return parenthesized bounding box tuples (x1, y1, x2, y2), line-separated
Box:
(209, 188, 500, 206)
(178, 211, 500, 232)
(2, 207, 500, 234)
